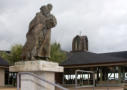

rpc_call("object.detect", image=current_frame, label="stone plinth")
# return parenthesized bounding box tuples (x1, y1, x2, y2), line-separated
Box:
(9, 60, 63, 90)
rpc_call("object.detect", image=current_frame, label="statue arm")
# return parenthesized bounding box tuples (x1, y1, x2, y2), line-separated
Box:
(29, 20, 34, 31)
(29, 13, 40, 31)
(51, 15, 57, 27)
(45, 15, 57, 29)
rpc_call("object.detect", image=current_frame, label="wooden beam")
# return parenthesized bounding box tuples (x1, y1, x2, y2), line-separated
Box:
(123, 66, 125, 81)
(63, 62, 127, 68)
(118, 66, 121, 83)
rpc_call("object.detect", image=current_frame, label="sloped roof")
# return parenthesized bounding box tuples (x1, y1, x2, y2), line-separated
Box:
(0, 57, 9, 67)
(60, 51, 127, 66)
(100, 51, 127, 59)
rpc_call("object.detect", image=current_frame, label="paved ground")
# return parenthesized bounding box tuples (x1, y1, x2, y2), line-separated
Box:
(0, 87, 124, 90)
(68, 87, 124, 90)
(56, 87, 124, 90)
(0, 88, 17, 90)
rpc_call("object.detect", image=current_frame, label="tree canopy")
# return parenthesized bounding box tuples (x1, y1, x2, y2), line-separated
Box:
(50, 42, 67, 63)
(0, 43, 66, 65)
(0, 44, 23, 65)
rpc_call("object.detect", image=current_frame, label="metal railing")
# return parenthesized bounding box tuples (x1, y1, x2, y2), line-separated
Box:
(75, 70, 95, 90)
(17, 72, 68, 90)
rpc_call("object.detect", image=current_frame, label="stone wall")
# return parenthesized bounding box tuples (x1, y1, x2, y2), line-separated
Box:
(0, 68, 5, 86)
(72, 35, 88, 52)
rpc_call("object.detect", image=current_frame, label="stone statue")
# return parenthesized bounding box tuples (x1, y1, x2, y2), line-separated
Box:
(21, 4, 57, 60)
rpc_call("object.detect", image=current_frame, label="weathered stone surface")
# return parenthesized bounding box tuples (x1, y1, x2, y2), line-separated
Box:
(21, 4, 57, 60)
(9, 60, 63, 90)
(72, 35, 88, 52)
(21, 72, 55, 90)
(9, 60, 63, 72)
(9, 61, 63, 90)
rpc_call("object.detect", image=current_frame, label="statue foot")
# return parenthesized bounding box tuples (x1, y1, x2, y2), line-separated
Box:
(34, 56, 49, 60)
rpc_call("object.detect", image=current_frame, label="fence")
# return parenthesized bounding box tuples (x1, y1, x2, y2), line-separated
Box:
(17, 72, 68, 90)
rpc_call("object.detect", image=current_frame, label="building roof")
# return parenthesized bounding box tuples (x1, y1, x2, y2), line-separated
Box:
(100, 51, 127, 59)
(0, 57, 9, 67)
(60, 51, 127, 66)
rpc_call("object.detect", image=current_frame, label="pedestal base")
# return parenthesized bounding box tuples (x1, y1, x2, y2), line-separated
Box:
(21, 72, 55, 90)
(9, 60, 63, 90)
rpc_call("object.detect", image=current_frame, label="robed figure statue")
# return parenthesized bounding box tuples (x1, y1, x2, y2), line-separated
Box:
(22, 4, 57, 60)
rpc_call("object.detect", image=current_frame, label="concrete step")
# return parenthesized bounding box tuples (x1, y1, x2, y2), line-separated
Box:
(56, 87, 124, 90)
(0, 87, 124, 90)
(67, 87, 124, 90)
(0, 88, 16, 90)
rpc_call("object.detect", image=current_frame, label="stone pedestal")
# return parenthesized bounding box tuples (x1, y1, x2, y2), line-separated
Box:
(9, 60, 63, 90)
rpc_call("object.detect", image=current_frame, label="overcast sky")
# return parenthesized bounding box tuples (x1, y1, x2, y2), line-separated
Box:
(0, 0, 127, 53)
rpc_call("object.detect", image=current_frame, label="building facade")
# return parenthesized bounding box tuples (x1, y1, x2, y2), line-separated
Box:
(0, 57, 9, 86)
(60, 35, 127, 89)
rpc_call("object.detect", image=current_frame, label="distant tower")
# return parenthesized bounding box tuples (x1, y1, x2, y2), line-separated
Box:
(72, 35, 88, 52)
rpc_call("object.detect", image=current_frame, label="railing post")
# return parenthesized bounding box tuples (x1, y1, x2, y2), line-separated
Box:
(17, 73, 19, 90)
(75, 71, 78, 88)
(93, 73, 95, 90)
(75, 70, 95, 89)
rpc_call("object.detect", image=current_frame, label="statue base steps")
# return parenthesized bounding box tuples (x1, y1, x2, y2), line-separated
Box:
(9, 60, 63, 90)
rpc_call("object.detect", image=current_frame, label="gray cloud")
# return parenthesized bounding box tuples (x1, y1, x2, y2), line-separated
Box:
(0, 0, 127, 53)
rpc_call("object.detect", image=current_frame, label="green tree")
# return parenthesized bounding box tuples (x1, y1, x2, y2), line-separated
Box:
(0, 51, 11, 63)
(0, 43, 66, 65)
(50, 42, 67, 63)
(9, 44, 23, 65)
(0, 44, 23, 65)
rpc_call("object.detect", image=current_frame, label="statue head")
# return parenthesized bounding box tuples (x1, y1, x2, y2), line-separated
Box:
(40, 4, 53, 16)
